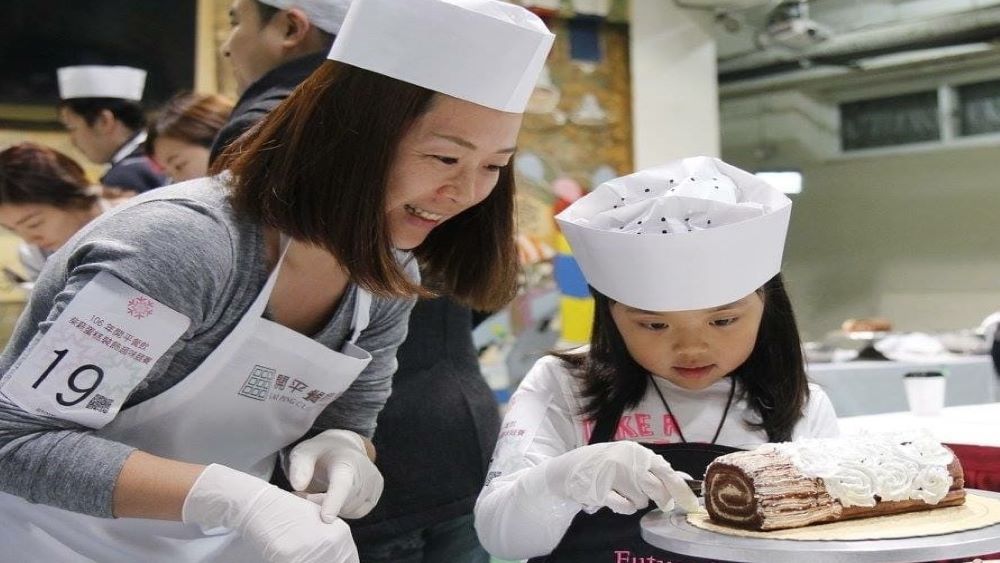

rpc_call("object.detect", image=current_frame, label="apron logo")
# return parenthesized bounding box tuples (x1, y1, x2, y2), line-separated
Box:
(237, 365, 276, 401)
(613, 552, 673, 563)
(127, 295, 155, 319)
(237, 365, 331, 408)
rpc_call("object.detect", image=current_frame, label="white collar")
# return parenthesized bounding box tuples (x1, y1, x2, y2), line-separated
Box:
(110, 130, 148, 165)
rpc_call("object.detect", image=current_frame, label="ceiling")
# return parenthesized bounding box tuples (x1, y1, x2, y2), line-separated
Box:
(701, 0, 1000, 87)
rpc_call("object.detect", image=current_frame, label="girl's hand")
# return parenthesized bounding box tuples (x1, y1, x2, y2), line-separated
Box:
(542, 441, 699, 514)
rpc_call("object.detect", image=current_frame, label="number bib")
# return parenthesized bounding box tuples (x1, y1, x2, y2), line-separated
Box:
(0, 271, 190, 428)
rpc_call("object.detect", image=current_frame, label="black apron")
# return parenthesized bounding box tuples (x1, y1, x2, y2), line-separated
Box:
(528, 385, 742, 563)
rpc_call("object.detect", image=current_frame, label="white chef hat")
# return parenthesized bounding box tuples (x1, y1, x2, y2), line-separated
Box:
(57, 66, 146, 101)
(258, 0, 353, 34)
(327, 0, 554, 113)
(56, 65, 146, 102)
(556, 156, 792, 312)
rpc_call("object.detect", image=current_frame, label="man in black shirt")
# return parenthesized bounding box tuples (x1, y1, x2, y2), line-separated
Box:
(209, 0, 348, 163)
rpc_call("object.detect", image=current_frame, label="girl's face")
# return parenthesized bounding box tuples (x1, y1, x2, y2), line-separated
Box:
(385, 94, 523, 250)
(153, 136, 210, 182)
(610, 292, 765, 391)
(0, 203, 94, 252)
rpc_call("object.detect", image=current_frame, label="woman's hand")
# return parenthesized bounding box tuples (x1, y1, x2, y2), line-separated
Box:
(542, 441, 699, 514)
(287, 429, 384, 521)
(182, 464, 359, 563)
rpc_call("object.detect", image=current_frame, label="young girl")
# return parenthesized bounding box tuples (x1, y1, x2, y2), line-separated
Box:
(475, 156, 839, 562)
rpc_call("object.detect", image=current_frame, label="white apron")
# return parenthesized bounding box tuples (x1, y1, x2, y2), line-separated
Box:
(0, 243, 374, 562)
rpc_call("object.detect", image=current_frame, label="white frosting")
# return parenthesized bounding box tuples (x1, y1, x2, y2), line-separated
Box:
(766, 431, 955, 508)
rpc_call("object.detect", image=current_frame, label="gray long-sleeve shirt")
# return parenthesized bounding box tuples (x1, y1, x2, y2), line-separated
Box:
(0, 176, 416, 518)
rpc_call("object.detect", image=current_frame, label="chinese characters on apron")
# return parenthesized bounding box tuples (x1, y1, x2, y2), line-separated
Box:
(0, 242, 374, 562)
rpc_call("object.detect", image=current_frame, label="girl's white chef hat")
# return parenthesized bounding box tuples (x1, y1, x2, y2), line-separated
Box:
(327, 0, 554, 113)
(556, 156, 792, 311)
(57, 66, 146, 101)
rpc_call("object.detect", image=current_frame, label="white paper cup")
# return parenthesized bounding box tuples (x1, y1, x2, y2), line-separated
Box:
(903, 371, 946, 416)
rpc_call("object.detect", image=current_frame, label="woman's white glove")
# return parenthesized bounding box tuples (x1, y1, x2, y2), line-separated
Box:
(541, 441, 699, 514)
(182, 464, 359, 563)
(287, 429, 384, 521)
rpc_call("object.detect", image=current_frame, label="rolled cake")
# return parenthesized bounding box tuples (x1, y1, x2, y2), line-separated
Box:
(704, 434, 966, 531)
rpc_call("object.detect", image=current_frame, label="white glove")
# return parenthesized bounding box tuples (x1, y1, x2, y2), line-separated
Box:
(539, 441, 699, 515)
(182, 464, 359, 563)
(287, 429, 384, 521)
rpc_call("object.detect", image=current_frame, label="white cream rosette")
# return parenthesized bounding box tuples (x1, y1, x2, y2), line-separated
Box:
(874, 457, 921, 502)
(775, 432, 957, 508)
(910, 465, 952, 504)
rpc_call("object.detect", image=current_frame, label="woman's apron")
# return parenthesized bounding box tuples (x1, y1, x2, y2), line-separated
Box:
(528, 382, 742, 563)
(0, 242, 374, 562)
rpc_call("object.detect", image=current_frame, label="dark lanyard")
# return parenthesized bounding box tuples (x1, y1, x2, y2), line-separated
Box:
(648, 373, 736, 445)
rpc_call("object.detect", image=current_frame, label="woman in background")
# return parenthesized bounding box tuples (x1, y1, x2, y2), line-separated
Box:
(148, 92, 233, 182)
(0, 142, 115, 280)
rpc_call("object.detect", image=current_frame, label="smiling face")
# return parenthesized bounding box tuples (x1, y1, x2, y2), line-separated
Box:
(153, 136, 210, 182)
(0, 203, 94, 252)
(384, 94, 523, 250)
(609, 292, 765, 390)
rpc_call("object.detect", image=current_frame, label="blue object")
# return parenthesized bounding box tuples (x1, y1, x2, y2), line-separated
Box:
(568, 15, 603, 63)
(554, 254, 590, 298)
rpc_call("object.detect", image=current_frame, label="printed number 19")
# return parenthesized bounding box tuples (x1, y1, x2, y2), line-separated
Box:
(32, 349, 105, 406)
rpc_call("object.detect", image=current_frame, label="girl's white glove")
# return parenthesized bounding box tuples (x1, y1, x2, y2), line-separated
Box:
(182, 464, 359, 563)
(287, 429, 384, 521)
(537, 441, 699, 514)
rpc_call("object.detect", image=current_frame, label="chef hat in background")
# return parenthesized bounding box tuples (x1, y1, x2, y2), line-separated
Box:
(327, 0, 554, 113)
(57, 66, 147, 101)
(556, 156, 792, 311)
(257, 0, 353, 34)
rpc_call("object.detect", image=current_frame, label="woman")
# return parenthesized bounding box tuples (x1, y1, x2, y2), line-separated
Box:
(0, 142, 116, 280)
(148, 92, 233, 182)
(0, 0, 554, 561)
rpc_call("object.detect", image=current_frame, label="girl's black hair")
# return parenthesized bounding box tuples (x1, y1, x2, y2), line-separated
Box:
(554, 273, 809, 442)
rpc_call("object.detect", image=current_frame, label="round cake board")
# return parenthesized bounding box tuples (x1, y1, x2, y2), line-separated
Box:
(687, 492, 1000, 541)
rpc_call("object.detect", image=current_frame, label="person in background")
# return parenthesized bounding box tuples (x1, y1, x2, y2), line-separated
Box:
(0, 0, 553, 561)
(209, 0, 351, 163)
(147, 92, 234, 182)
(56, 65, 168, 195)
(348, 292, 500, 563)
(0, 142, 118, 281)
(475, 157, 839, 562)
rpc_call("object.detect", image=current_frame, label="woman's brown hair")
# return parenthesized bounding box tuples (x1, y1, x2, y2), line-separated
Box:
(219, 61, 518, 310)
(0, 142, 96, 211)
(148, 92, 233, 150)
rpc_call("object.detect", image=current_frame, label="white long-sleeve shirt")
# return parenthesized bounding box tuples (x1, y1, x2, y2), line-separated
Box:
(474, 354, 840, 559)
